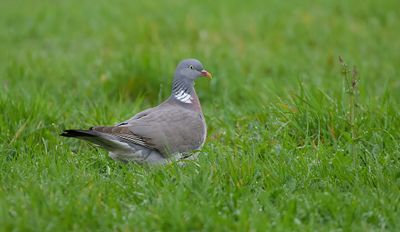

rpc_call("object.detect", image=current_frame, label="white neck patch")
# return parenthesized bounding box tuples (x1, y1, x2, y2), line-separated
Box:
(174, 90, 193, 104)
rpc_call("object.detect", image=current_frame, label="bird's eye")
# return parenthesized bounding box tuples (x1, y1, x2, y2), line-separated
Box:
(189, 65, 194, 70)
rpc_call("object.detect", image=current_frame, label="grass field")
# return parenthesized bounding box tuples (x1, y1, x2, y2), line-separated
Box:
(1, 0, 400, 231)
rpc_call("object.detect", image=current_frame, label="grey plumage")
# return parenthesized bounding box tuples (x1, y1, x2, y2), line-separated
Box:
(61, 58, 212, 164)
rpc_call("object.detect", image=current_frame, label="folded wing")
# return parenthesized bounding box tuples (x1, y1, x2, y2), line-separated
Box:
(92, 106, 205, 156)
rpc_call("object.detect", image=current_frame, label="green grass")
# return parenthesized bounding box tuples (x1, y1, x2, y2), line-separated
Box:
(1, 0, 400, 231)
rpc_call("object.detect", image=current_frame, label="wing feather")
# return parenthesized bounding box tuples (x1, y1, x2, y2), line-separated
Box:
(92, 105, 205, 156)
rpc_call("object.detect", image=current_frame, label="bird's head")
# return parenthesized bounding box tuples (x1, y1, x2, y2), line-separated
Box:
(174, 58, 212, 82)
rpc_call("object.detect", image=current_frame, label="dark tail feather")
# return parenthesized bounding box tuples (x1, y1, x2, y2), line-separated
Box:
(60, 129, 95, 138)
(60, 129, 127, 151)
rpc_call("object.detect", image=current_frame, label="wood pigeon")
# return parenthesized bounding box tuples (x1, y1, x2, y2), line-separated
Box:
(61, 58, 212, 164)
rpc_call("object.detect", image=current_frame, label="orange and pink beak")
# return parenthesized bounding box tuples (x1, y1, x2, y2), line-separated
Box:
(200, 69, 212, 79)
